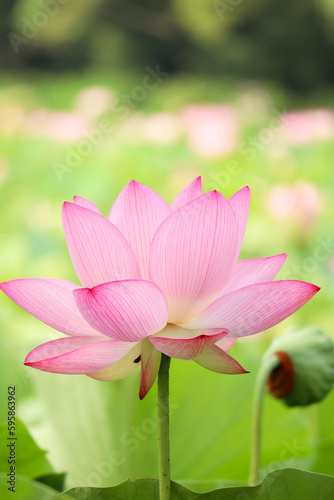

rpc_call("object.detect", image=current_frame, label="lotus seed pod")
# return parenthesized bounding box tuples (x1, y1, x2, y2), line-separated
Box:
(265, 326, 334, 407)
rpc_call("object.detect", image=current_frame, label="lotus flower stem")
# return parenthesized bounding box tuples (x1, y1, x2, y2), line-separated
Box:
(158, 353, 171, 500)
(249, 354, 280, 486)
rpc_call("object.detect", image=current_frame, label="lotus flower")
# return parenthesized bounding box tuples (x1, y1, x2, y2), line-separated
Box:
(0, 178, 319, 398)
(182, 105, 238, 158)
(281, 108, 334, 145)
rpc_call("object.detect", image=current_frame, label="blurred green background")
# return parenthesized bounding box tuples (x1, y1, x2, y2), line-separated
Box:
(0, 0, 334, 493)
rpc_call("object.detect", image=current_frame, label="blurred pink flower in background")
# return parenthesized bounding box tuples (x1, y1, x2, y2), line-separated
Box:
(24, 109, 91, 143)
(118, 112, 181, 145)
(281, 109, 334, 145)
(0, 179, 319, 399)
(182, 104, 239, 158)
(138, 112, 181, 145)
(267, 181, 322, 232)
(74, 86, 115, 119)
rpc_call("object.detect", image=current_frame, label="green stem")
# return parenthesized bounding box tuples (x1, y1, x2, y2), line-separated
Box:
(158, 354, 171, 500)
(249, 355, 280, 486)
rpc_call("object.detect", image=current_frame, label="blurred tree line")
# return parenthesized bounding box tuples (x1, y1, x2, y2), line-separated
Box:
(2, 0, 334, 92)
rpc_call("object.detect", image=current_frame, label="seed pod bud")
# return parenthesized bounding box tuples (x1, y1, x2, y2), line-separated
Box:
(264, 326, 334, 407)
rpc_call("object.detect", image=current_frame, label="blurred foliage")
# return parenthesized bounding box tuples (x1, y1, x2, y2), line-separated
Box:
(0, 418, 53, 478)
(0, 474, 72, 500)
(61, 470, 334, 499)
(1, 0, 334, 92)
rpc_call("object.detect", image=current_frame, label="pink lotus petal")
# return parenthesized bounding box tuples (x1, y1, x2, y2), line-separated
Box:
(62, 202, 140, 287)
(0, 278, 103, 337)
(88, 343, 142, 381)
(149, 191, 238, 323)
(24, 336, 137, 374)
(185, 280, 320, 337)
(219, 254, 287, 297)
(229, 187, 250, 259)
(108, 180, 171, 279)
(73, 196, 101, 215)
(139, 338, 162, 399)
(149, 324, 228, 360)
(194, 345, 248, 374)
(74, 280, 168, 342)
(170, 177, 203, 211)
(215, 337, 237, 352)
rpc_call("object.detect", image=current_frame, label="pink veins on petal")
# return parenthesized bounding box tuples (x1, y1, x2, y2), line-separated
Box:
(0, 178, 320, 398)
